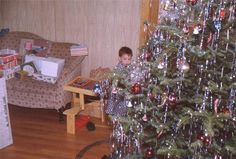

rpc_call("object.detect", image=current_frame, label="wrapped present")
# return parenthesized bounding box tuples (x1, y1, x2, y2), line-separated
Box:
(3, 65, 21, 80)
(0, 49, 18, 63)
(24, 54, 46, 72)
(0, 54, 17, 64)
(0, 49, 18, 66)
(70, 44, 88, 56)
(25, 55, 65, 78)
(41, 57, 65, 78)
(0, 60, 18, 70)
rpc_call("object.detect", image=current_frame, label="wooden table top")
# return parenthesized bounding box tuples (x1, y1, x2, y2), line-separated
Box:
(63, 76, 98, 96)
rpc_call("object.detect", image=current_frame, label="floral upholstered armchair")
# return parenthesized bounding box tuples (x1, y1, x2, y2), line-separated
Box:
(0, 31, 86, 114)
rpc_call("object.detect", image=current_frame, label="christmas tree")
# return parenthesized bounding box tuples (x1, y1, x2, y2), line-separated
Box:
(103, 0, 236, 158)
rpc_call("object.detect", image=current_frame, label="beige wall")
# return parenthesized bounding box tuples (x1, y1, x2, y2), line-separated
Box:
(0, 0, 140, 76)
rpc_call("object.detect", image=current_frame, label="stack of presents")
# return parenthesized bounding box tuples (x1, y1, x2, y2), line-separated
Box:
(70, 44, 88, 56)
(0, 49, 20, 79)
(0, 38, 88, 83)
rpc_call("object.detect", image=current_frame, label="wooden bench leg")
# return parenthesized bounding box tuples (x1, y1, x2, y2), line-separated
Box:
(72, 93, 80, 107)
(67, 114, 76, 134)
(80, 94, 85, 110)
(63, 107, 81, 134)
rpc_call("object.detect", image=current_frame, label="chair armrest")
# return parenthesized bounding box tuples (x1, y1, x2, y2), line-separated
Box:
(57, 56, 86, 86)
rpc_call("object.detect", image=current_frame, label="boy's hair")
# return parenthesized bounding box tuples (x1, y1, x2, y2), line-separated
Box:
(119, 46, 133, 57)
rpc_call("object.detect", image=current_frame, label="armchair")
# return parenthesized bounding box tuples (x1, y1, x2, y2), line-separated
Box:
(0, 31, 86, 112)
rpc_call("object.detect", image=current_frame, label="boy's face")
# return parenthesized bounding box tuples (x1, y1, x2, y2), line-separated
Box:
(119, 54, 132, 66)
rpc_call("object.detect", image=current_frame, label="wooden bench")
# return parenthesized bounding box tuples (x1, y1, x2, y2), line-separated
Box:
(63, 107, 81, 134)
(63, 76, 105, 134)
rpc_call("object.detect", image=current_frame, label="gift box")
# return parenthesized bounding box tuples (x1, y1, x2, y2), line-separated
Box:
(3, 65, 21, 80)
(25, 55, 65, 78)
(41, 57, 65, 78)
(0, 54, 17, 65)
(0, 49, 18, 69)
(0, 60, 18, 70)
(24, 54, 46, 72)
(0, 52, 18, 72)
(70, 44, 88, 56)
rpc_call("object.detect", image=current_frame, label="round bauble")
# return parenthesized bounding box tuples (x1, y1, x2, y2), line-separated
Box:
(204, 136, 211, 145)
(145, 147, 154, 158)
(197, 134, 205, 141)
(186, 0, 198, 6)
(214, 19, 222, 31)
(168, 92, 177, 107)
(221, 107, 230, 115)
(193, 24, 202, 35)
(179, 60, 190, 72)
(219, 8, 225, 19)
(197, 134, 211, 145)
(178, 59, 190, 72)
(144, 52, 152, 61)
(157, 59, 165, 69)
(93, 83, 102, 94)
(131, 83, 141, 94)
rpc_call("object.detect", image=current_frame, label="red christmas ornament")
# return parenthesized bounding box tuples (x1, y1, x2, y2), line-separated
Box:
(197, 134, 205, 141)
(197, 134, 211, 145)
(145, 147, 154, 158)
(219, 8, 225, 19)
(131, 83, 141, 94)
(168, 92, 177, 107)
(144, 52, 152, 61)
(204, 136, 211, 145)
(221, 107, 230, 115)
(186, 0, 198, 6)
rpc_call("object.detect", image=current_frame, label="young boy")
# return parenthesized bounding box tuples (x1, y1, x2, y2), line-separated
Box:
(114, 46, 133, 73)
(106, 46, 133, 116)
